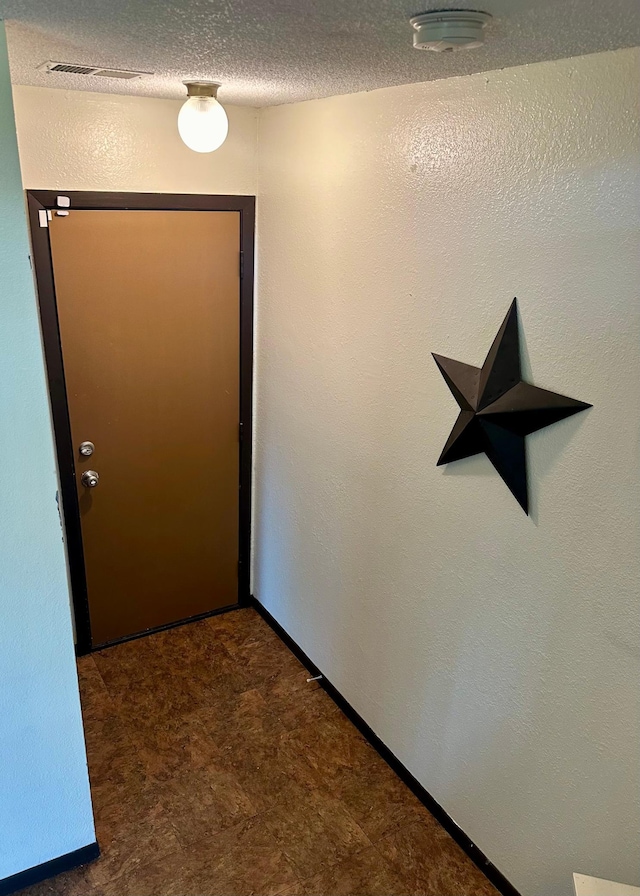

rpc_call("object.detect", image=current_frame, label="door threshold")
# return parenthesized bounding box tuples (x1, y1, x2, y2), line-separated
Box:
(77, 602, 242, 656)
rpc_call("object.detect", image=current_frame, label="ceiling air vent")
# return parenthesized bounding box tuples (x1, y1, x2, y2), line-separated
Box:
(37, 61, 151, 80)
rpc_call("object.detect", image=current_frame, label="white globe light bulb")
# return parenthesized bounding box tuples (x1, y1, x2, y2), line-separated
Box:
(178, 84, 229, 153)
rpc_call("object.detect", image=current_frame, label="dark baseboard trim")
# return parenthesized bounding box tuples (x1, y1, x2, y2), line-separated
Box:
(0, 842, 99, 896)
(249, 595, 522, 896)
(77, 601, 241, 656)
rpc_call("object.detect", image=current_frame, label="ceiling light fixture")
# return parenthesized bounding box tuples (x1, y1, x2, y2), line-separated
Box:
(410, 10, 491, 52)
(178, 81, 228, 153)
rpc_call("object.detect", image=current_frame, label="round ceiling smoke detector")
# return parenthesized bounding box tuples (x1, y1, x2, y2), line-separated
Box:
(410, 10, 491, 52)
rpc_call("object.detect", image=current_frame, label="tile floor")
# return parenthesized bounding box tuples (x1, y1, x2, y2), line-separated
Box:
(22, 608, 499, 896)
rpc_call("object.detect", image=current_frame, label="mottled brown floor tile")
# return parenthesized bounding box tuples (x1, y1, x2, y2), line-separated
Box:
(207, 607, 280, 654)
(87, 836, 184, 894)
(195, 686, 286, 754)
(95, 622, 249, 721)
(123, 713, 221, 784)
(376, 820, 501, 896)
(302, 845, 409, 896)
(16, 864, 97, 896)
(286, 711, 430, 842)
(77, 656, 114, 722)
(259, 672, 338, 732)
(111, 680, 202, 730)
(261, 786, 371, 879)
(90, 776, 182, 883)
(145, 618, 218, 658)
(99, 668, 211, 732)
(262, 664, 323, 696)
(173, 634, 257, 709)
(273, 883, 306, 896)
(161, 764, 257, 847)
(82, 714, 141, 789)
(182, 816, 299, 896)
(235, 637, 306, 691)
(67, 609, 497, 896)
(89, 845, 190, 896)
(284, 713, 375, 789)
(218, 724, 323, 813)
(144, 621, 242, 690)
(92, 637, 156, 693)
(329, 754, 434, 842)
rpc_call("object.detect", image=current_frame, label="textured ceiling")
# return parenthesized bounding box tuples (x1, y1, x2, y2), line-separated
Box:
(1, 0, 640, 106)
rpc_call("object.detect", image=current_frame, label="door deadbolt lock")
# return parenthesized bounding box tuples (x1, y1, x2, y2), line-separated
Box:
(81, 470, 100, 488)
(79, 441, 95, 457)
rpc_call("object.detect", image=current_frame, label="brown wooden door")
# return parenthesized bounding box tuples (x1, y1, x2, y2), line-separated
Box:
(49, 209, 240, 645)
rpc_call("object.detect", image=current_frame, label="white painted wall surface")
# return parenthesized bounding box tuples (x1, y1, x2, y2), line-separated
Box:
(0, 24, 95, 881)
(255, 47, 640, 896)
(12, 85, 257, 194)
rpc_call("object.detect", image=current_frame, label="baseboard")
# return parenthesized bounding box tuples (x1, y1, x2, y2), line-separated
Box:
(0, 842, 100, 896)
(249, 595, 522, 896)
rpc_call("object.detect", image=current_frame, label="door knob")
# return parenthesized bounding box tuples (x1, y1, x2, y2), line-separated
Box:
(81, 470, 100, 488)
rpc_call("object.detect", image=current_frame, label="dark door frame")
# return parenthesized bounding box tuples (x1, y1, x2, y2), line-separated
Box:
(26, 191, 255, 655)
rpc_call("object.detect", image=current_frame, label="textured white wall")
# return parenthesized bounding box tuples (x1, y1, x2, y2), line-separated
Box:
(12, 85, 257, 194)
(255, 47, 640, 896)
(0, 24, 95, 881)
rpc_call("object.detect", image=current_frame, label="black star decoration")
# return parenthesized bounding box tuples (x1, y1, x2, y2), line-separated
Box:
(433, 299, 591, 515)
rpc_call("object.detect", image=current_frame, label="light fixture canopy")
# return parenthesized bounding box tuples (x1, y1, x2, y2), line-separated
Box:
(178, 80, 229, 153)
(410, 10, 491, 52)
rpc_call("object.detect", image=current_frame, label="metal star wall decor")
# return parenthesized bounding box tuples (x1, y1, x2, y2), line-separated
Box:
(433, 299, 591, 514)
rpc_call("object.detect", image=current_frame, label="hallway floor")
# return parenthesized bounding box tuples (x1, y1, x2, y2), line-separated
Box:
(24, 609, 499, 896)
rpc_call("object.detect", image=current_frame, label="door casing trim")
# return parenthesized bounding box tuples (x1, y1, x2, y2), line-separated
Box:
(27, 191, 255, 655)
